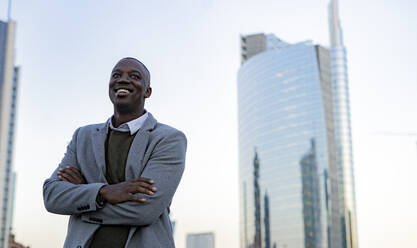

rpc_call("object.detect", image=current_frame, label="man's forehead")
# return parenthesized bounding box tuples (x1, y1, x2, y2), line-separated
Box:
(112, 58, 145, 72)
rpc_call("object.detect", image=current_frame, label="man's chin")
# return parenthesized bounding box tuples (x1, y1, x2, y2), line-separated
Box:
(114, 103, 136, 115)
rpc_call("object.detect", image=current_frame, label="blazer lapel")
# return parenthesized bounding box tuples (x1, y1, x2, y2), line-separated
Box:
(92, 123, 108, 182)
(125, 113, 157, 180)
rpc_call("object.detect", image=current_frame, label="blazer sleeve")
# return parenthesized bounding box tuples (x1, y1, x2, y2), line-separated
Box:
(81, 130, 187, 226)
(43, 128, 106, 215)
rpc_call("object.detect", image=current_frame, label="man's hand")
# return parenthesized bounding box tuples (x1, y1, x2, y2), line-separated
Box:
(99, 178, 157, 204)
(57, 166, 86, 185)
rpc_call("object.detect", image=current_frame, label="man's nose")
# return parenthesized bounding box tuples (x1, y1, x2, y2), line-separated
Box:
(117, 73, 131, 83)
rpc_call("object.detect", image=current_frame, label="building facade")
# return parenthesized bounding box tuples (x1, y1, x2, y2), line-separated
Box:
(238, 34, 342, 248)
(0, 19, 19, 248)
(186, 232, 215, 248)
(328, 1, 358, 248)
(9, 234, 29, 248)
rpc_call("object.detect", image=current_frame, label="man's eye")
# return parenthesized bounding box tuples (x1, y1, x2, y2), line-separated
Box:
(131, 74, 140, 80)
(112, 73, 120, 78)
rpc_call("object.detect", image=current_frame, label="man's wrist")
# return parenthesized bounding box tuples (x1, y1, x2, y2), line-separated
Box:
(96, 185, 107, 207)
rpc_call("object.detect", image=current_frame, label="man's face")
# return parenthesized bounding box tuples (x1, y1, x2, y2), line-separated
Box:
(109, 59, 151, 114)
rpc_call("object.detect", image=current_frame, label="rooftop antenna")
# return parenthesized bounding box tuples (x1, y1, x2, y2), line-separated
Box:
(7, 0, 12, 21)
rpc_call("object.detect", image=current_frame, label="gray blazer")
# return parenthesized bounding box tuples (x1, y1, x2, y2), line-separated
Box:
(43, 113, 187, 248)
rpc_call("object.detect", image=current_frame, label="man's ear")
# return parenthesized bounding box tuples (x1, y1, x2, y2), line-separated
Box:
(145, 87, 152, 98)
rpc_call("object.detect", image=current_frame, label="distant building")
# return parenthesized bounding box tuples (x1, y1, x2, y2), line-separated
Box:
(186, 232, 215, 248)
(253, 152, 261, 248)
(0, 19, 19, 248)
(8, 234, 29, 248)
(238, 33, 342, 248)
(300, 139, 322, 248)
(171, 220, 176, 235)
(328, 1, 359, 247)
(263, 192, 270, 248)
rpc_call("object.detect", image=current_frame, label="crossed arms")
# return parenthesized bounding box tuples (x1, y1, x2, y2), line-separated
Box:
(43, 128, 187, 226)
(57, 167, 157, 204)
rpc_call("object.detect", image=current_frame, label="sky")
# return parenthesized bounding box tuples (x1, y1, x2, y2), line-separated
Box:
(0, 0, 416, 247)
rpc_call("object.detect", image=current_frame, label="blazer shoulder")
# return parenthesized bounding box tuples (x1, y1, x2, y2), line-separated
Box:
(80, 123, 106, 130)
(151, 122, 186, 141)
(75, 123, 106, 137)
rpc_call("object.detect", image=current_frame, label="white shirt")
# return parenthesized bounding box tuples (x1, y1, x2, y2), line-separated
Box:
(106, 111, 149, 135)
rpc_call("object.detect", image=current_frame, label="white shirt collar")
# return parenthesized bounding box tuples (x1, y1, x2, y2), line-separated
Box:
(107, 111, 149, 135)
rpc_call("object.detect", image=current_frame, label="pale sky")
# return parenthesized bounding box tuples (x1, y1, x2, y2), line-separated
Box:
(1, 0, 416, 247)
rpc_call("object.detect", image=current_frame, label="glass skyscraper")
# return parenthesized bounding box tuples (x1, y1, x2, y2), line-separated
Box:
(186, 232, 215, 248)
(238, 34, 342, 248)
(0, 19, 19, 248)
(328, 1, 358, 247)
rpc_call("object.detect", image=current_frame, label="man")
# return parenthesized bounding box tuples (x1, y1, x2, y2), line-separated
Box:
(43, 57, 187, 248)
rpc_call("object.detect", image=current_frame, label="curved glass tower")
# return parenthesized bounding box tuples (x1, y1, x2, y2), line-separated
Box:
(328, 1, 358, 248)
(238, 34, 342, 248)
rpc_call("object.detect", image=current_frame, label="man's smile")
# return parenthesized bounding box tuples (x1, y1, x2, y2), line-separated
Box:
(114, 87, 133, 97)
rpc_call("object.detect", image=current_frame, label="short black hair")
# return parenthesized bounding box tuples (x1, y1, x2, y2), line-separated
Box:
(120, 57, 151, 87)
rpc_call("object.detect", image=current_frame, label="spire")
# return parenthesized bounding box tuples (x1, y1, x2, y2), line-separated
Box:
(328, 0, 344, 47)
(7, 0, 12, 21)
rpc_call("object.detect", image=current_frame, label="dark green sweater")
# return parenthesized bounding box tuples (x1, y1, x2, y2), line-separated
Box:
(90, 130, 137, 248)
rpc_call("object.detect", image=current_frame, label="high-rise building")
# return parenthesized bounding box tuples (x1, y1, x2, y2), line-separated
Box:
(253, 152, 261, 248)
(186, 232, 215, 248)
(238, 33, 342, 248)
(263, 191, 270, 248)
(300, 139, 322, 248)
(328, 1, 358, 248)
(9, 233, 29, 248)
(0, 19, 19, 248)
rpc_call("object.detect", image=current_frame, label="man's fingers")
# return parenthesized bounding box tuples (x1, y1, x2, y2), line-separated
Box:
(127, 184, 153, 195)
(130, 182, 157, 193)
(137, 182, 157, 192)
(136, 185, 155, 195)
(58, 171, 75, 182)
(128, 194, 147, 203)
(63, 167, 81, 180)
(67, 167, 82, 178)
(57, 173, 69, 182)
(133, 177, 154, 184)
(137, 181, 157, 191)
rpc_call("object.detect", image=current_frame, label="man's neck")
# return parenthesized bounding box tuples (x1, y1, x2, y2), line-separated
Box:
(112, 109, 145, 128)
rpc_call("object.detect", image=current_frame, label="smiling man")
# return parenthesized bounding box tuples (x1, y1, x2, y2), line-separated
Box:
(43, 57, 187, 248)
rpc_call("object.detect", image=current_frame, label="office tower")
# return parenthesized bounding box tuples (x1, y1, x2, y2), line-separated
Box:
(0, 19, 19, 248)
(264, 192, 270, 248)
(300, 139, 321, 248)
(9, 172, 16, 233)
(8, 233, 29, 248)
(171, 220, 176, 235)
(328, 1, 358, 247)
(238, 33, 342, 248)
(253, 152, 261, 248)
(186, 232, 215, 248)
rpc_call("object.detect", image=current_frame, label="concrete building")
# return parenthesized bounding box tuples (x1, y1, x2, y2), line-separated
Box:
(0, 19, 19, 248)
(186, 232, 215, 248)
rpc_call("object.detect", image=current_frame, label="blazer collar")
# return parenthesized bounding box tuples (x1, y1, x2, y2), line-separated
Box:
(92, 112, 158, 181)
(96, 112, 157, 134)
(139, 112, 157, 132)
(125, 112, 157, 179)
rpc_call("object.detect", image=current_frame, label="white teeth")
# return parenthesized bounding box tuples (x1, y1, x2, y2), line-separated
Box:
(116, 89, 129, 94)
